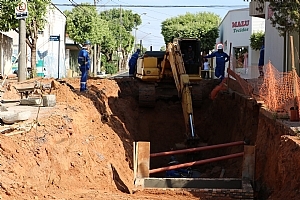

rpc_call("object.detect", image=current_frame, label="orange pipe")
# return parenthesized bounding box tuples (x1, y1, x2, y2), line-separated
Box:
(210, 78, 228, 100)
(150, 141, 244, 158)
(149, 152, 244, 174)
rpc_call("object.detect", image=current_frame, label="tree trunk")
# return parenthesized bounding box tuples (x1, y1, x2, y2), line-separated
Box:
(97, 45, 101, 71)
(27, 20, 38, 78)
(30, 45, 37, 78)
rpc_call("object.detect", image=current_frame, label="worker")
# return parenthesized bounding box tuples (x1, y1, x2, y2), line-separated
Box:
(204, 44, 229, 80)
(165, 156, 191, 178)
(258, 39, 265, 78)
(128, 49, 141, 76)
(78, 40, 91, 92)
(184, 46, 195, 64)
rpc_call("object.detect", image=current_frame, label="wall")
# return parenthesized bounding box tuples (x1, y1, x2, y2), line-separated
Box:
(0, 34, 13, 75)
(286, 31, 300, 73)
(264, 2, 285, 72)
(37, 5, 66, 78)
(3, 5, 66, 78)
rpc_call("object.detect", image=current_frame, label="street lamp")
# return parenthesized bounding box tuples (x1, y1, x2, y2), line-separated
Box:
(140, 33, 151, 40)
(134, 13, 147, 51)
(138, 22, 150, 29)
(139, 33, 151, 53)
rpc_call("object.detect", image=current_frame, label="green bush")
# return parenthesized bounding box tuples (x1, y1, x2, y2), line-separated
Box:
(105, 62, 118, 75)
(250, 32, 265, 51)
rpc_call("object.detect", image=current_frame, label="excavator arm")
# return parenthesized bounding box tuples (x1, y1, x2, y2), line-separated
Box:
(164, 42, 198, 143)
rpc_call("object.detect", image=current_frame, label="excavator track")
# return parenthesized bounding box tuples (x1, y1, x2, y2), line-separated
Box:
(139, 83, 156, 107)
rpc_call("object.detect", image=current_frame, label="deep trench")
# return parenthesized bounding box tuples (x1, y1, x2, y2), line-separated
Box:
(105, 78, 300, 200)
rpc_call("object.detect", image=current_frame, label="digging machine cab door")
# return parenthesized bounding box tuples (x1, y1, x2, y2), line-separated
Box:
(173, 38, 202, 80)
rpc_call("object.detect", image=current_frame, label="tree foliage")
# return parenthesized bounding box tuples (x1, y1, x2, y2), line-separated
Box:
(100, 8, 141, 32)
(245, 0, 300, 35)
(160, 45, 166, 51)
(64, 3, 109, 45)
(99, 9, 141, 55)
(134, 44, 147, 53)
(161, 12, 220, 51)
(0, 0, 51, 76)
(250, 32, 265, 51)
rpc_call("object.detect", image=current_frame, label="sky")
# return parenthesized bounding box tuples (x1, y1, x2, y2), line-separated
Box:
(52, 0, 250, 50)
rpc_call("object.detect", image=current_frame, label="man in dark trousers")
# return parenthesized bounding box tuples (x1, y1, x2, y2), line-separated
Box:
(128, 49, 141, 76)
(204, 44, 229, 80)
(258, 39, 265, 78)
(78, 40, 91, 92)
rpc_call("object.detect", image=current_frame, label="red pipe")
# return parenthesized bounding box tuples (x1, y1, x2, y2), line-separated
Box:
(149, 152, 244, 174)
(150, 141, 244, 158)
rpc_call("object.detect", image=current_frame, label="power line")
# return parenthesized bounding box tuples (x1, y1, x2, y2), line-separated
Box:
(116, 0, 173, 17)
(54, 4, 248, 8)
(137, 29, 163, 39)
(110, 0, 162, 21)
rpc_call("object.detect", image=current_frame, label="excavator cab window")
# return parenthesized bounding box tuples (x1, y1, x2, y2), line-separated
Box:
(177, 39, 202, 75)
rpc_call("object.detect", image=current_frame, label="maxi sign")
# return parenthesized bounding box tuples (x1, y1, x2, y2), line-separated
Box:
(232, 20, 250, 33)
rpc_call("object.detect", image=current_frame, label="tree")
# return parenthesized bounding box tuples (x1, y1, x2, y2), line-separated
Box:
(0, 0, 51, 77)
(244, 0, 300, 35)
(100, 8, 142, 32)
(64, 3, 109, 45)
(134, 44, 147, 53)
(100, 8, 142, 68)
(161, 12, 220, 51)
(65, 3, 114, 74)
(160, 45, 166, 51)
(250, 32, 265, 51)
(65, 6, 141, 72)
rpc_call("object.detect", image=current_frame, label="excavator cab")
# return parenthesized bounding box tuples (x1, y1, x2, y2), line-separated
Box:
(173, 38, 202, 80)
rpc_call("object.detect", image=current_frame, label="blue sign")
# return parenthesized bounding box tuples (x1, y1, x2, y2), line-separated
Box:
(49, 35, 60, 41)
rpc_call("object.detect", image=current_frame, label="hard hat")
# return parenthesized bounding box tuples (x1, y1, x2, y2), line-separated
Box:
(217, 44, 223, 50)
(84, 40, 91, 45)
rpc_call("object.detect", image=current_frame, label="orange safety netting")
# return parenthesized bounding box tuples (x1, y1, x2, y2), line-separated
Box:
(259, 61, 300, 113)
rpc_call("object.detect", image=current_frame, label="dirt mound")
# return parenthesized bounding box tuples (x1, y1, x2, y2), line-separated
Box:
(0, 78, 133, 199)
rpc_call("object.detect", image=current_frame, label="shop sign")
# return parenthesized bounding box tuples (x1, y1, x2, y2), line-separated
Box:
(232, 20, 250, 33)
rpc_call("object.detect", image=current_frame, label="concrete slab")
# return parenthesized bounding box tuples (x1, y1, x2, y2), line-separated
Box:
(143, 178, 242, 189)
(3, 102, 58, 120)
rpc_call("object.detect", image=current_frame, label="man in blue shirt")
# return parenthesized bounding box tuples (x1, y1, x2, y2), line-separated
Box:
(258, 40, 265, 78)
(204, 44, 229, 80)
(78, 40, 91, 92)
(128, 49, 141, 76)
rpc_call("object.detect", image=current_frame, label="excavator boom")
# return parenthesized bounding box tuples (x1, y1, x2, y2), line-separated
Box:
(135, 38, 203, 145)
(164, 42, 199, 143)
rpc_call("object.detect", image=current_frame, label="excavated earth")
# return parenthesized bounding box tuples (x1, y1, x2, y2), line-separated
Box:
(0, 77, 300, 200)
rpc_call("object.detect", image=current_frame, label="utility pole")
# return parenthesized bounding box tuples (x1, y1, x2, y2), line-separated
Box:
(93, 0, 98, 77)
(15, 0, 28, 82)
(120, 5, 122, 51)
(18, 19, 26, 82)
(134, 28, 137, 52)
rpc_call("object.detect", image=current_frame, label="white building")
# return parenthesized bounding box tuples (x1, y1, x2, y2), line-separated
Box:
(216, 8, 265, 79)
(249, 1, 300, 73)
(0, 33, 13, 75)
(4, 4, 66, 78)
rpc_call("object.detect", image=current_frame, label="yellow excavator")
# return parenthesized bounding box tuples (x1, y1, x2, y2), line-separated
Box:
(135, 38, 203, 145)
